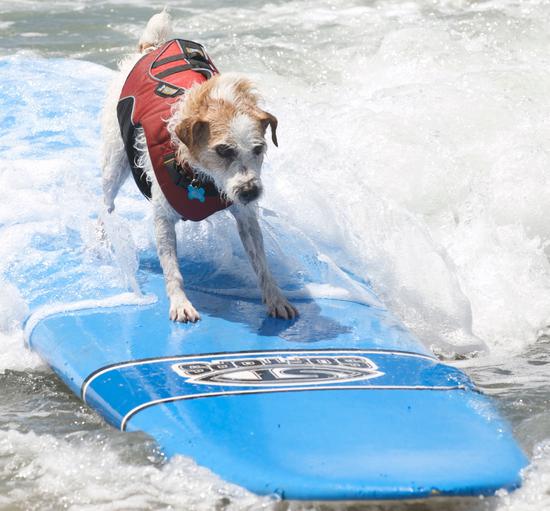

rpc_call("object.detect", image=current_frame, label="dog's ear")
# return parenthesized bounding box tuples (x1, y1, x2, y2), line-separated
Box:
(176, 117, 210, 150)
(257, 110, 278, 147)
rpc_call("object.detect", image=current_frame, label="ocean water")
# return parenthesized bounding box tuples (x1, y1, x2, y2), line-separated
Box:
(1, 0, 550, 509)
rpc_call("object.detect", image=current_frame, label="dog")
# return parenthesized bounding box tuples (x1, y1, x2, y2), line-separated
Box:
(101, 10, 297, 323)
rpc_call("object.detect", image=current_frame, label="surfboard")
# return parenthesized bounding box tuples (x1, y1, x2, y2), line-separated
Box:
(26, 256, 527, 501)
(4, 55, 527, 501)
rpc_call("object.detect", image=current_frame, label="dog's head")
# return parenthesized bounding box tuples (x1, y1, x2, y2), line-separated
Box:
(170, 74, 277, 205)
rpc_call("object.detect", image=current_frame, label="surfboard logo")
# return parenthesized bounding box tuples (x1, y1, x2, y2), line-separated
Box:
(171, 354, 384, 387)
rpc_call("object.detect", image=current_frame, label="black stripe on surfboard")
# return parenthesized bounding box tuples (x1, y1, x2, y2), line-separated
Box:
(80, 348, 439, 400)
(119, 384, 471, 431)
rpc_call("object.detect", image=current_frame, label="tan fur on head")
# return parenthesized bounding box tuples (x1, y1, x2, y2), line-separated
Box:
(257, 110, 278, 147)
(171, 74, 278, 161)
(175, 118, 210, 150)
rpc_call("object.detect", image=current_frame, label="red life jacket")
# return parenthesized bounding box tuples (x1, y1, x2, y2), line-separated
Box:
(117, 39, 231, 221)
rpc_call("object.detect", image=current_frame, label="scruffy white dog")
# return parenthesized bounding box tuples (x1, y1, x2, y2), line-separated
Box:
(101, 11, 297, 322)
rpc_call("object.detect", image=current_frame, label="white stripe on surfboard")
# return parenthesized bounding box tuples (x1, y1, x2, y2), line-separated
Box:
(119, 384, 469, 431)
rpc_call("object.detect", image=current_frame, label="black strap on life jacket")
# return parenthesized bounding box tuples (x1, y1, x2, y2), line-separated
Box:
(163, 154, 220, 197)
(151, 40, 215, 81)
(152, 53, 187, 68)
(155, 64, 199, 79)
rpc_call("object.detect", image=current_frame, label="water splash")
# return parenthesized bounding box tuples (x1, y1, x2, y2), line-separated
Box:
(98, 209, 141, 295)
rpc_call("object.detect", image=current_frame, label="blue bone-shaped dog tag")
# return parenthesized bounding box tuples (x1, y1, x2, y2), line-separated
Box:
(187, 184, 206, 203)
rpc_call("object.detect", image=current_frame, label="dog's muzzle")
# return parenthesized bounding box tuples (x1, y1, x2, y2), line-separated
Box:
(236, 180, 263, 204)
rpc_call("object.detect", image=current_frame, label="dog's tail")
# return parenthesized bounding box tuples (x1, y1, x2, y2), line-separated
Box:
(138, 9, 173, 53)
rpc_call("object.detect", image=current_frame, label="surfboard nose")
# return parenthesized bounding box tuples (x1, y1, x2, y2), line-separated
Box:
(128, 388, 527, 500)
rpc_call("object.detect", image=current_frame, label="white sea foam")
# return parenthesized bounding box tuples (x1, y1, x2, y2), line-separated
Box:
(0, 429, 276, 510)
(0, 281, 43, 372)
(497, 441, 550, 511)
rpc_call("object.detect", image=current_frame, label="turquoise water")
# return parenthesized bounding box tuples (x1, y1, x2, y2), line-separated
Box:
(1, 1, 550, 509)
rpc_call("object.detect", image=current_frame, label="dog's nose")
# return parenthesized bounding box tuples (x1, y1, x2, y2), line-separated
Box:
(237, 181, 262, 204)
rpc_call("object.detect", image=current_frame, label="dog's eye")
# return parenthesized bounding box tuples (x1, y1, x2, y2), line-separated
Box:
(252, 145, 265, 156)
(215, 145, 236, 159)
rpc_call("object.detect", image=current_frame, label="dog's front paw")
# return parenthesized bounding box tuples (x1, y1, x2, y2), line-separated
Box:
(264, 289, 298, 320)
(169, 298, 201, 323)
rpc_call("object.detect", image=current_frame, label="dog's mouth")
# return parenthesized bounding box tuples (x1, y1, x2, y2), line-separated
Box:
(235, 181, 263, 205)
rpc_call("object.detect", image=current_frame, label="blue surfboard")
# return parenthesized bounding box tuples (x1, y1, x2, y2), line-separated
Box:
(26, 254, 528, 501)
(4, 56, 527, 501)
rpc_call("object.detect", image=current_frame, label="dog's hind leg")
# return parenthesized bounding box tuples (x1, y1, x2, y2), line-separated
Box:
(102, 133, 131, 213)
